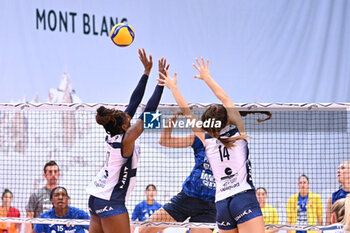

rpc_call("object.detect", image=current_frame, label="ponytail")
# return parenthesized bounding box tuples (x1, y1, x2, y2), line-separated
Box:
(96, 106, 127, 136)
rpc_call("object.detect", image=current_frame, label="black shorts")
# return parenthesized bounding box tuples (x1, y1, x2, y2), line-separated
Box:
(163, 190, 216, 222)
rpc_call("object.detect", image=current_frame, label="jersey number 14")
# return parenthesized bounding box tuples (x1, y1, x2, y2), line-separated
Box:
(218, 145, 230, 162)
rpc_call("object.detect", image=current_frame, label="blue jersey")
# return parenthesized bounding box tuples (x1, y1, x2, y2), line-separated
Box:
(131, 200, 162, 221)
(332, 188, 350, 204)
(34, 206, 90, 233)
(182, 136, 216, 202)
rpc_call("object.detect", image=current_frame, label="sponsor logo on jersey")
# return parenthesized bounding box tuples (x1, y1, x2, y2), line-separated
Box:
(96, 206, 114, 214)
(119, 166, 129, 189)
(221, 169, 237, 181)
(217, 221, 231, 227)
(234, 209, 252, 221)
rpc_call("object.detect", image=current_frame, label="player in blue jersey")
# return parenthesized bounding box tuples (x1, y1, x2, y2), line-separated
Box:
(86, 49, 168, 233)
(34, 186, 90, 233)
(326, 160, 350, 225)
(131, 184, 162, 233)
(139, 112, 216, 233)
(157, 57, 265, 233)
(132, 184, 162, 222)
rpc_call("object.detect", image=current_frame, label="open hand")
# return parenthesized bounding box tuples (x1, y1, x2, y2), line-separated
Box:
(138, 48, 153, 76)
(158, 57, 170, 78)
(193, 57, 210, 80)
(157, 70, 177, 90)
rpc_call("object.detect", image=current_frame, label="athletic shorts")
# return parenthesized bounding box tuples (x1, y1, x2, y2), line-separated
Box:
(88, 195, 127, 218)
(163, 190, 216, 222)
(215, 189, 262, 230)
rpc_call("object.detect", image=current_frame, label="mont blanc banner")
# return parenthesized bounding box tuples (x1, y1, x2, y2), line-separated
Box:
(1, 1, 350, 104)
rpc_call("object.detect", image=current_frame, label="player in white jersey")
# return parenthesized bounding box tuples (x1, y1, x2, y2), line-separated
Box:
(87, 49, 168, 233)
(319, 194, 350, 233)
(158, 57, 265, 233)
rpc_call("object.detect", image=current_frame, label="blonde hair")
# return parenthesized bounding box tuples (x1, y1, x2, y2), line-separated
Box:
(331, 198, 346, 224)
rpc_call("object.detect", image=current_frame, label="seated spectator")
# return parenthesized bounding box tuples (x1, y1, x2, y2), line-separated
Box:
(319, 194, 350, 233)
(0, 189, 21, 233)
(131, 184, 162, 233)
(256, 187, 280, 233)
(26, 161, 60, 233)
(286, 174, 323, 233)
(34, 186, 89, 233)
(326, 160, 350, 225)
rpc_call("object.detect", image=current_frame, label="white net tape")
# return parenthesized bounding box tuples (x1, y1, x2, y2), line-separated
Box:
(0, 217, 324, 230)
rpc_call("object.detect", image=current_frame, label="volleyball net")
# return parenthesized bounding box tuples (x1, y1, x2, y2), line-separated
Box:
(0, 103, 349, 232)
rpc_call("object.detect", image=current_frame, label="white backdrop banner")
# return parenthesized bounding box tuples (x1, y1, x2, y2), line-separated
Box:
(0, 0, 350, 103)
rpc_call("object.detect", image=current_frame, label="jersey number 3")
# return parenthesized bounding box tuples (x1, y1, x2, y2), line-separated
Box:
(218, 145, 230, 162)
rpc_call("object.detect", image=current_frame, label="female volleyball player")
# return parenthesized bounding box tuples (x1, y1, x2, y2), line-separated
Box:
(319, 194, 350, 233)
(139, 110, 269, 233)
(86, 48, 168, 233)
(139, 112, 216, 233)
(326, 160, 350, 225)
(157, 58, 265, 233)
(34, 186, 90, 233)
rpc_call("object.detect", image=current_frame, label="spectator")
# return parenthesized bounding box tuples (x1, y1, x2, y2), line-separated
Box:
(131, 184, 162, 233)
(286, 174, 323, 233)
(34, 186, 89, 233)
(25, 161, 60, 233)
(256, 187, 280, 233)
(326, 160, 350, 225)
(0, 189, 21, 233)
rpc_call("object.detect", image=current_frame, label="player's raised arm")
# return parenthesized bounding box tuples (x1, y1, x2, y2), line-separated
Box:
(124, 48, 153, 118)
(159, 112, 195, 148)
(158, 70, 205, 143)
(193, 57, 245, 135)
(122, 60, 168, 156)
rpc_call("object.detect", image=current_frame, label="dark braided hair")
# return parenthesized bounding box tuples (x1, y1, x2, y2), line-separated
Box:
(96, 106, 128, 136)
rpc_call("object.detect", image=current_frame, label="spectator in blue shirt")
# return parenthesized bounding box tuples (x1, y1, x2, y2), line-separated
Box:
(131, 184, 162, 233)
(34, 186, 90, 233)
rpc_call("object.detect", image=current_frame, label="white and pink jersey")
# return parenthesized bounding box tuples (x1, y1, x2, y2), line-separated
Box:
(204, 124, 254, 202)
(86, 134, 140, 201)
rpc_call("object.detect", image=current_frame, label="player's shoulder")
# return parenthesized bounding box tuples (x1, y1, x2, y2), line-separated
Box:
(265, 203, 276, 209)
(69, 206, 89, 218)
(192, 135, 204, 148)
(309, 191, 322, 199)
(154, 201, 162, 208)
(287, 193, 299, 201)
(9, 207, 21, 216)
(40, 208, 55, 218)
(32, 186, 50, 196)
(135, 200, 146, 208)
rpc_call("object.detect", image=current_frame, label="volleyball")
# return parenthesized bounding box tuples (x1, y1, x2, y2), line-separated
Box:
(110, 23, 135, 47)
